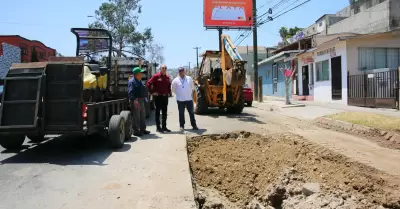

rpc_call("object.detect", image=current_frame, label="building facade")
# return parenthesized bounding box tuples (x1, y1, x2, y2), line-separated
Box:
(0, 35, 56, 62)
(0, 43, 21, 79)
(258, 51, 299, 98)
(236, 46, 276, 88)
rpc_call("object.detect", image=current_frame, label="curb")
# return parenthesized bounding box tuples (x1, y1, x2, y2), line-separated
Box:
(255, 102, 305, 112)
(315, 117, 400, 144)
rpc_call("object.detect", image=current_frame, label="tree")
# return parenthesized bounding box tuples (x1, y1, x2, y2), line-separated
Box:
(279, 59, 297, 105)
(56, 52, 63, 57)
(146, 42, 165, 65)
(89, 0, 153, 58)
(31, 47, 39, 62)
(279, 26, 303, 43)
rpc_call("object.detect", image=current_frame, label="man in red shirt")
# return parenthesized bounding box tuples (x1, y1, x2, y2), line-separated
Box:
(146, 64, 172, 132)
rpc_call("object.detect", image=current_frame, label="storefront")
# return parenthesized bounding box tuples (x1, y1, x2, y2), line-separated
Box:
(297, 40, 348, 104)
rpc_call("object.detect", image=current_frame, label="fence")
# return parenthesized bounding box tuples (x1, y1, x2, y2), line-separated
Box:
(348, 69, 399, 109)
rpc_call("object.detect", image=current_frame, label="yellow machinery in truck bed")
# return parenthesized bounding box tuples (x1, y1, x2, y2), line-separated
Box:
(193, 34, 246, 114)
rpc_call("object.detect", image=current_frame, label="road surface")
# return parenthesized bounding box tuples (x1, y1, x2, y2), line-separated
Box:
(0, 99, 400, 209)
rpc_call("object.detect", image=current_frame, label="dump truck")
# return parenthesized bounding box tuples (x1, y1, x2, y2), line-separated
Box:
(193, 34, 246, 114)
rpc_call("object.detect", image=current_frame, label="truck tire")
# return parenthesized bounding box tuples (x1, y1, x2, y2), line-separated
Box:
(227, 92, 244, 114)
(108, 115, 126, 149)
(0, 134, 25, 150)
(27, 134, 45, 143)
(120, 111, 133, 141)
(194, 86, 208, 115)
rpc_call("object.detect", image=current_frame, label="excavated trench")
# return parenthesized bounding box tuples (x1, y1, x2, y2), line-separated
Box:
(187, 131, 400, 209)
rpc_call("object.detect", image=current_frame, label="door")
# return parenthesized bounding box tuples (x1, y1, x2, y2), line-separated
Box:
(273, 64, 278, 93)
(302, 65, 309, 95)
(331, 56, 342, 100)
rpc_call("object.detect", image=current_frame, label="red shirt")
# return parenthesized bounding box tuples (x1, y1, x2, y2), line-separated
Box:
(146, 72, 171, 95)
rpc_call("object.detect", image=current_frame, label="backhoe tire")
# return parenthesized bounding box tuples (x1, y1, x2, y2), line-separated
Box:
(194, 86, 208, 115)
(0, 134, 25, 150)
(27, 134, 45, 143)
(120, 111, 133, 141)
(227, 91, 244, 114)
(108, 115, 125, 149)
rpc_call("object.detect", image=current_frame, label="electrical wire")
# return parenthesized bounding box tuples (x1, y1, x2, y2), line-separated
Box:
(235, 0, 311, 45)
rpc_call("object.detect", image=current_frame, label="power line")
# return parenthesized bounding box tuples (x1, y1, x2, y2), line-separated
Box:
(235, 0, 311, 45)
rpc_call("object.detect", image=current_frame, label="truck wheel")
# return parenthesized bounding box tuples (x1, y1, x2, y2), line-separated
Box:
(227, 92, 244, 114)
(108, 115, 126, 149)
(194, 86, 208, 115)
(0, 134, 25, 150)
(27, 134, 45, 143)
(120, 111, 133, 140)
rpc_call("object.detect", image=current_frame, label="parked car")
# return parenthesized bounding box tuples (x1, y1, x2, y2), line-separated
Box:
(243, 84, 253, 107)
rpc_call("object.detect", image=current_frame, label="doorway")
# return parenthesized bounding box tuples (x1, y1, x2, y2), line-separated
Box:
(302, 65, 309, 95)
(273, 64, 278, 93)
(331, 56, 342, 100)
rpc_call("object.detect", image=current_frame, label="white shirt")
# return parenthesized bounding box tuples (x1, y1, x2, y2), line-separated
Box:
(171, 75, 194, 101)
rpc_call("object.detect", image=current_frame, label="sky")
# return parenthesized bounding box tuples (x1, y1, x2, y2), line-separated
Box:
(0, 0, 350, 68)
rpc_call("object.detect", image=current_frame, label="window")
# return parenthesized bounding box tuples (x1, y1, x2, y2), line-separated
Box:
(319, 22, 323, 27)
(316, 60, 329, 81)
(354, 5, 360, 14)
(20, 48, 27, 55)
(358, 47, 400, 70)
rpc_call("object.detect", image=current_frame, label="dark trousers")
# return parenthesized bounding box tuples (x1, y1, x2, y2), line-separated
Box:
(154, 95, 169, 128)
(177, 100, 197, 128)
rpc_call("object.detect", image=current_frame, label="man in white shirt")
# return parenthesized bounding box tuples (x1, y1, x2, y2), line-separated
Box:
(171, 67, 199, 131)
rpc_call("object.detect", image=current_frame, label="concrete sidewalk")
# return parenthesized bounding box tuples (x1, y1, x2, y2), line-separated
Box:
(255, 96, 400, 120)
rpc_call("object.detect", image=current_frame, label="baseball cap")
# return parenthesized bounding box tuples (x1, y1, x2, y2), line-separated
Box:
(132, 67, 145, 74)
(178, 67, 185, 72)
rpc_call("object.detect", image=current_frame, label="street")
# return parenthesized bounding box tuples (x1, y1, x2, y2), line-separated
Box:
(1, 98, 400, 209)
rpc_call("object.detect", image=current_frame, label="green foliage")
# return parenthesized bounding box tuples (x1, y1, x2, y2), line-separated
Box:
(89, 0, 153, 57)
(279, 26, 304, 43)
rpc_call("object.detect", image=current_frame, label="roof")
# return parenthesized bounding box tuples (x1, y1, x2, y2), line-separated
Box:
(0, 35, 56, 51)
(236, 46, 276, 54)
(258, 50, 301, 66)
(315, 14, 334, 23)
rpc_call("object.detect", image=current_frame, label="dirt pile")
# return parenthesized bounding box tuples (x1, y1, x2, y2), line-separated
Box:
(187, 131, 400, 209)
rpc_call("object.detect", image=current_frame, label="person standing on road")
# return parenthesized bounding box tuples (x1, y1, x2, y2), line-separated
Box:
(146, 64, 172, 133)
(128, 67, 151, 136)
(171, 67, 199, 131)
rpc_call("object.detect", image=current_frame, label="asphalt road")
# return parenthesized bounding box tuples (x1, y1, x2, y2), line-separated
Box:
(0, 98, 263, 209)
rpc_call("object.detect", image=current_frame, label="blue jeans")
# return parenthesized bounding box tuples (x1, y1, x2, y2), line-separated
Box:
(177, 100, 197, 128)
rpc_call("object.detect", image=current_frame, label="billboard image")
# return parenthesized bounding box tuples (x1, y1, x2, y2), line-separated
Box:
(204, 0, 253, 29)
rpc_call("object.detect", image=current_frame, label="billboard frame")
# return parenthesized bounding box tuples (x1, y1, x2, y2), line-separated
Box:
(203, 0, 253, 29)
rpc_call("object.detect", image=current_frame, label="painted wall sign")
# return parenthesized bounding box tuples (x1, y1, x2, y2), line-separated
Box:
(302, 56, 314, 64)
(317, 47, 336, 57)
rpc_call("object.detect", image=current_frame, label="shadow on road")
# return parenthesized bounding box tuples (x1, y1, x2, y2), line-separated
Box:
(186, 128, 207, 135)
(0, 134, 131, 166)
(199, 108, 265, 124)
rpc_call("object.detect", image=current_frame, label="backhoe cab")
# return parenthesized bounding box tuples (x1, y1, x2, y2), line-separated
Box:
(194, 35, 246, 114)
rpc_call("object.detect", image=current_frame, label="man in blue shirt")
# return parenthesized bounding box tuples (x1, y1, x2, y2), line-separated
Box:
(128, 67, 150, 136)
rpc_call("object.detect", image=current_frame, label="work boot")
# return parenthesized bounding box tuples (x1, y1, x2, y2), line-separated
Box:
(180, 127, 184, 132)
(162, 127, 171, 132)
(143, 130, 150, 135)
(156, 127, 164, 133)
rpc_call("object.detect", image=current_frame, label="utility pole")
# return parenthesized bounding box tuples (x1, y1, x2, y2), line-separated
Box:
(252, 0, 259, 101)
(193, 47, 201, 68)
(194, 47, 201, 78)
(218, 28, 223, 52)
(188, 62, 191, 76)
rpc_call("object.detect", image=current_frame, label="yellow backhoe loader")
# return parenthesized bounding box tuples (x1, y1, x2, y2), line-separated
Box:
(193, 34, 246, 114)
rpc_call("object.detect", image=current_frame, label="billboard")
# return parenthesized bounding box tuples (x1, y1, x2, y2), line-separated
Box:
(204, 0, 253, 29)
